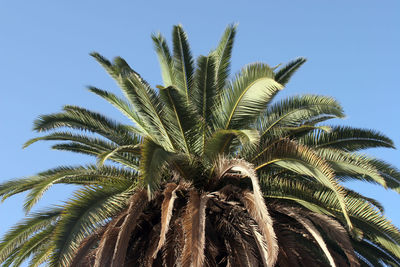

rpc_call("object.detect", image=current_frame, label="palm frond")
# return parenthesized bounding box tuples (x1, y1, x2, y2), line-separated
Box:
(24, 131, 118, 150)
(316, 148, 387, 187)
(24, 131, 140, 169)
(274, 57, 307, 86)
(204, 129, 259, 160)
(193, 55, 217, 147)
(172, 25, 195, 101)
(257, 95, 344, 141)
(255, 140, 352, 229)
(152, 32, 175, 87)
(366, 159, 400, 193)
(122, 73, 177, 150)
(300, 126, 395, 151)
(7, 224, 55, 267)
(226, 159, 278, 266)
(50, 184, 132, 267)
(261, 175, 384, 217)
(275, 205, 337, 267)
(217, 63, 283, 129)
(97, 144, 141, 166)
(0, 208, 61, 263)
(91, 53, 176, 150)
(140, 139, 173, 197)
(28, 243, 54, 267)
(87, 86, 147, 135)
(241, 191, 278, 266)
(34, 105, 136, 145)
(50, 142, 139, 170)
(23, 165, 136, 213)
(306, 212, 360, 267)
(353, 239, 400, 266)
(159, 85, 202, 155)
(212, 24, 237, 95)
(180, 191, 208, 267)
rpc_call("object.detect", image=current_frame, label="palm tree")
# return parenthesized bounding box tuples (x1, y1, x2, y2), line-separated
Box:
(1, 24, 400, 267)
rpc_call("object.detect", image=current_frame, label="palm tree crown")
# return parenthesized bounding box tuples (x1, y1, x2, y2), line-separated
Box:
(1, 24, 400, 266)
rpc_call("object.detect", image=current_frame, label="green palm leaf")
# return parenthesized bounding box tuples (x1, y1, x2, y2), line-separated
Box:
(300, 126, 395, 151)
(0, 208, 61, 263)
(6, 225, 55, 267)
(353, 239, 400, 266)
(172, 25, 195, 101)
(139, 139, 173, 196)
(193, 55, 217, 147)
(159, 85, 201, 154)
(204, 129, 259, 160)
(316, 148, 387, 187)
(91, 53, 176, 150)
(274, 57, 307, 86)
(97, 144, 141, 166)
(257, 95, 344, 142)
(218, 63, 283, 129)
(152, 32, 175, 87)
(50, 184, 132, 267)
(255, 140, 352, 228)
(34, 105, 136, 145)
(87, 86, 147, 135)
(212, 24, 237, 95)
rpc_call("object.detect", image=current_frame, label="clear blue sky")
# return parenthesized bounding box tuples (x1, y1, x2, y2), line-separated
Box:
(1, 0, 399, 263)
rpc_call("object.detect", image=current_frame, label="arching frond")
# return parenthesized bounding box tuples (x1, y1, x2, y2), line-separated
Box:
(366, 159, 400, 193)
(274, 57, 307, 86)
(217, 63, 283, 129)
(180, 191, 208, 267)
(257, 95, 344, 141)
(300, 126, 395, 151)
(24, 131, 119, 151)
(262, 175, 382, 215)
(6, 224, 55, 267)
(153, 183, 179, 258)
(50, 184, 133, 267)
(315, 148, 387, 187)
(223, 159, 278, 266)
(110, 190, 148, 267)
(0, 208, 61, 263)
(255, 140, 352, 229)
(51, 142, 139, 170)
(34, 105, 136, 145)
(1, 165, 137, 215)
(353, 239, 400, 266)
(28, 242, 54, 267)
(306, 212, 359, 267)
(97, 144, 141, 166)
(87, 86, 147, 135)
(91, 53, 176, 150)
(204, 129, 259, 160)
(275, 205, 337, 267)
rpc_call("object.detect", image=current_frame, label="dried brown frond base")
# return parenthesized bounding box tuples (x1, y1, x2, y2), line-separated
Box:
(70, 182, 356, 267)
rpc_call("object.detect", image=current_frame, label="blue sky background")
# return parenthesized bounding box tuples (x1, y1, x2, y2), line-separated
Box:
(1, 1, 399, 264)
